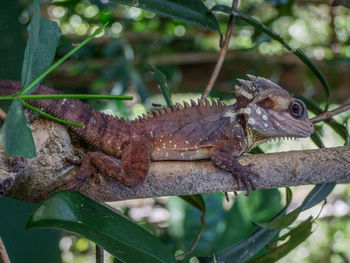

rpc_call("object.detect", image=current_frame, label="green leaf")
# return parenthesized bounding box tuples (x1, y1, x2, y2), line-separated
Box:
(180, 195, 206, 213)
(110, 0, 220, 32)
(216, 228, 279, 263)
(255, 182, 335, 231)
(211, 5, 330, 108)
(255, 208, 301, 230)
(213, 190, 288, 262)
(300, 183, 336, 211)
(293, 49, 330, 109)
(21, 23, 108, 95)
(26, 191, 176, 263)
(310, 131, 325, 148)
(249, 218, 313, 263)
(332, 0, 350, 8)
(21, 0, 61, 94)
(254, 188, 297, 230)
(1, 99, 36, 158)
(148, 65, 172, 107)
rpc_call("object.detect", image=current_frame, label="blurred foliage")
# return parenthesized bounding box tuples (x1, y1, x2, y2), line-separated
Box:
(16, 0, 348, 105)
(1, 0, 350, 262)
(0, 197, 61, 263)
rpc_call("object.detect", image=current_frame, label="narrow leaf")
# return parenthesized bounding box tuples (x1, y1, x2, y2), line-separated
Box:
(148, 65, 172, 107)
(249, 218, 313, 263)
(1, 99, 36, 158)
(26, 191, 176, 263)
(19, 98, 83, 128)
(293, 49, 330, 109)
(180, 195, 206, 212)
(214, 189, 291, 262)
(110, 0, 220, 32)
(254, 188, 299, 230)
(310, 131, 325, 148)
(215, 228, 279, 263)
(21, 0, 61, 93)
(129, 68, 149, 102)
(255, 208, 301, 230)
(21, 23, 108, 95)
(211, 5, 330, 109)
(300, 183, 336, 211)
(255, 182, 335, 230)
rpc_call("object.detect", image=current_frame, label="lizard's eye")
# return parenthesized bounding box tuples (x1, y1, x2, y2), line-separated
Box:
(289, 100, 305, 119)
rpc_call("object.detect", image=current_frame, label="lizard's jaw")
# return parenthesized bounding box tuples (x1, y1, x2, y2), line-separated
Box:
(246, 128, 300, 151)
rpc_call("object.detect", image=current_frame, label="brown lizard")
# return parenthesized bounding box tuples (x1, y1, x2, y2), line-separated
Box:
(0, 75, 314, 195)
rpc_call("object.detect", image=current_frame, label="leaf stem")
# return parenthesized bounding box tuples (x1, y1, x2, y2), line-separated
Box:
(175, 214, 206, 259)
(0, 236, 10, 263)
(19, 97, 84, 127)
(21, 23, 108, 95)
(0, 94, 133, 101)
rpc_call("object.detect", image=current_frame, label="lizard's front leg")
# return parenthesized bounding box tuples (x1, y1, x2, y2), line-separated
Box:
(210, 139, 256, 196)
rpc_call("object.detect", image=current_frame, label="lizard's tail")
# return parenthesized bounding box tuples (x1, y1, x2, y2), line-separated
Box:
(0, 79, 121, 151)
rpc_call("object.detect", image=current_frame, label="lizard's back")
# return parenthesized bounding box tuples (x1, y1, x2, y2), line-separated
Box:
(132, 100, 246, 161)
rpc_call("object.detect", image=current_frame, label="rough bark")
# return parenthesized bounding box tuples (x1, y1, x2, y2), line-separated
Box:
(1, 116, 349, 203)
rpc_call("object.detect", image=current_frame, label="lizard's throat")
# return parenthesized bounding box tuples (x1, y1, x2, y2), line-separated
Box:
(246, 127, 273, 151)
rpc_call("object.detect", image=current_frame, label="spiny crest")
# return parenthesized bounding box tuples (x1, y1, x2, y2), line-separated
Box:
(134, 98, 224, 121)
(235, 74, 284, 101)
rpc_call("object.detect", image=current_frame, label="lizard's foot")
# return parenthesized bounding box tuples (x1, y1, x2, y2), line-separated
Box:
(211, 147, 257, 196)
(233, 163, 257, 196)
(210, 139, 258, 197)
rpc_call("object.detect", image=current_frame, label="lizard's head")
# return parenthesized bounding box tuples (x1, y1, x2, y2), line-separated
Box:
(235, 75, 314, 145)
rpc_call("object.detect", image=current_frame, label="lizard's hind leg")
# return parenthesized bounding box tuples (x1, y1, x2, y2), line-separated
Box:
(37, 147, 150, 200)
(37, 151, 127, 199)
(37, 139, 153, 200)
(70, 143, 153, 189)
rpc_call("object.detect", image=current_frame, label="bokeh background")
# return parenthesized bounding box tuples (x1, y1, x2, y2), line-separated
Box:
(0, 0, 349, 262)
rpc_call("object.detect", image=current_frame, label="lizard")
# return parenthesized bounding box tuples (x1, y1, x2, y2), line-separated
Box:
(0, 75, 314, 195)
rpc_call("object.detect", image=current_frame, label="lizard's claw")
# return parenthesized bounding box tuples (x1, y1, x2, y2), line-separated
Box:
(233, 163, 257, 196)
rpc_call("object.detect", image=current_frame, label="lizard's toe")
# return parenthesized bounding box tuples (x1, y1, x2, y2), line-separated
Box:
(235, 165, 257, 196)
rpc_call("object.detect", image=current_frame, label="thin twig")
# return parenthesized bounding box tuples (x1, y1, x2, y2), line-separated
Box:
(175, 214, 206, 260)
(0, 108, 6, 122)
(311, 103, 350, 123)
(96, 245, 104, 263)
(201, 0, 238, 99)
(0, 236, 11, 263)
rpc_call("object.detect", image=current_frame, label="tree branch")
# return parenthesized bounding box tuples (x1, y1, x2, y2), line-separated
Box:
(311, 103, 350, 123)
(1, 116, 349, 203)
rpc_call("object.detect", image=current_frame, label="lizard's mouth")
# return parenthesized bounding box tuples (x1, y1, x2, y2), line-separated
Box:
(246, 128, 301, 151)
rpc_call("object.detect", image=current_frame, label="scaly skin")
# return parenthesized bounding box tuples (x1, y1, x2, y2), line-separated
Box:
(0, 76, 314, 194)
